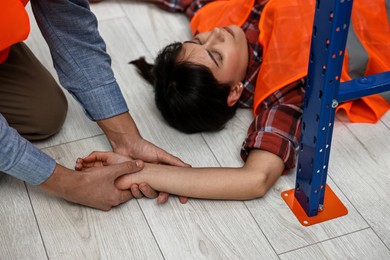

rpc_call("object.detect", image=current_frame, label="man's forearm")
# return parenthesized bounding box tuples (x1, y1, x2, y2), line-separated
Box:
(0, 115, 56, 185)
(31, 0, 128, 120)
(38, 164, 80, 198)
(97, 112, 141, 152)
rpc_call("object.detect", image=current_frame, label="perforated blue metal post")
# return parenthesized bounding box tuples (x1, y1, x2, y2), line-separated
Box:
(295, 0, 353, 217)
(284, 0, 390, 224)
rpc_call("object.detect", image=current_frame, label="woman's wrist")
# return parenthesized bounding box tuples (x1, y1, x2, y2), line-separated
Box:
(115, 165, 151, 190)
(133, 163, 155, 182)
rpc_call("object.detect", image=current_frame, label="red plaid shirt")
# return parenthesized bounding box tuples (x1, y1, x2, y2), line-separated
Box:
(158, 0, 305, 170)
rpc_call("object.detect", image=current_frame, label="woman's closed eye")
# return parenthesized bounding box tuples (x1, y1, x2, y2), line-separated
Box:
(196, 38, 223, 63)
(189, 37, 223, 68)
(213, 50, 223, 62)
(194, 37, 202, 44)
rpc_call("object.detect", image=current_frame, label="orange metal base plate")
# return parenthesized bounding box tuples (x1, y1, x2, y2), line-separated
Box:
(282, 184, 348, 226)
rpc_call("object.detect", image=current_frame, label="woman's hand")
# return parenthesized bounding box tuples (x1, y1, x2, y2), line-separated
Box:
(75, 151, 129, 170)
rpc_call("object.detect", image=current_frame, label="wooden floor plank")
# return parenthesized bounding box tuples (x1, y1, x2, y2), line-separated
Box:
(0, 174, 47, 259)
(330, 113, 390, 248)
(279, 228, 390, 260)
(90, 0, 126, 21)
(120, 1, 191, 56)
(139, 198, 279, 259)
(201, 109, 254, 167)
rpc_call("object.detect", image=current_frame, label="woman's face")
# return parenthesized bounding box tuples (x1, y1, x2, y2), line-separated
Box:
(180, 25, 249, 86)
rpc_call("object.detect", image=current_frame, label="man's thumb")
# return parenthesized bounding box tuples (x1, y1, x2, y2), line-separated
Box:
(112, 160, 144, 178)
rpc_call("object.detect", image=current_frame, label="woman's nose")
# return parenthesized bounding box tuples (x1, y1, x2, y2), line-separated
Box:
(209, 27, 225, 42)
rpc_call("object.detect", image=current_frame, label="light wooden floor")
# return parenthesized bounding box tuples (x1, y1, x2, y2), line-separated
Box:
(1, 1, 390, 259)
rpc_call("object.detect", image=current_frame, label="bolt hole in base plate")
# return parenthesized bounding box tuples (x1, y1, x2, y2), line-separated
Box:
(282, 184, 348, 226)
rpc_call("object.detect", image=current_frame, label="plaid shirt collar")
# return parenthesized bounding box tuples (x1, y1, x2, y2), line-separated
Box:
(238, 0, 268, 108)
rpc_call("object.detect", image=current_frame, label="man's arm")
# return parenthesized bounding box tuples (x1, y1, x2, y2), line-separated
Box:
(39, 161, 143, 211)
(0, 114, 144, 210)
(0, 114, 54, 185)
(31, 0, 128, 121)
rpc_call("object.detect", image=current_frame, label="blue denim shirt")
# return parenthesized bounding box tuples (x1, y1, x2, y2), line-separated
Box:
(0, 0, 128, 185)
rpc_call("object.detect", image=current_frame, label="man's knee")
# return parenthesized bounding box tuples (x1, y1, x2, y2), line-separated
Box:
(0, 42, 69, 141)
(25, 91, 68, 141)
(0, 80, 68, 141)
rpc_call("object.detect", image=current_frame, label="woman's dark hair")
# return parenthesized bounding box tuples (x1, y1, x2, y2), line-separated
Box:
(129, 42, 237, 133)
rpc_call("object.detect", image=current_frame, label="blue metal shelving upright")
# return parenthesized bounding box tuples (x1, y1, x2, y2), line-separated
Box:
(283, 0, 390, 225)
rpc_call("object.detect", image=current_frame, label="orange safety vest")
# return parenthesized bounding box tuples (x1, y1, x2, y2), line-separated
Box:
(0, 0, 30, 64)
(190, 0, 390, 123)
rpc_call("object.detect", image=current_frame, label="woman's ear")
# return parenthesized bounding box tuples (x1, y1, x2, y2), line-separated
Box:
(227, 82, 244, 107)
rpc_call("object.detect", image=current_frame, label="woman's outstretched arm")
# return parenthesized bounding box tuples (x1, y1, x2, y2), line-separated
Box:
(85, 149, 284, 200)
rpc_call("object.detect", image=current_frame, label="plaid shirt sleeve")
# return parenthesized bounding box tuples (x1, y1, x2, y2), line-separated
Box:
(157, 0, 214, 19)
(241, 79, 306, 171)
